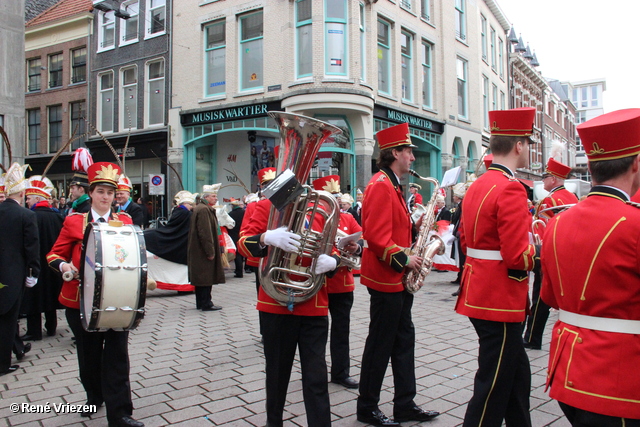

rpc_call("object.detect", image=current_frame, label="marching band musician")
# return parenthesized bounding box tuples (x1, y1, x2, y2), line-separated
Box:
(311, 175, 362, 390)
(454, 108, 539, 427)
(541, 109, 640, 426)
(357, 122, 440, 426)
(115, 174, 145, 228)
(47, 162, 143, 427)
(406, 182, 423, 212)
(523, 156, 578, 350)
(237, 171, 340, 427)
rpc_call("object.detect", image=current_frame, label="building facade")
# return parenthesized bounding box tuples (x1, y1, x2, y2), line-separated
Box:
(24, 0, 93, 197)
(169, 0, 511, 203)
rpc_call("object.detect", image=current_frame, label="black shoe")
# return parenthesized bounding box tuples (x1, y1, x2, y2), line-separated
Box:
(522, 341, 541, 350)
(80, 399, 103, 418)
(357, 410, 399, 426)
(394, 406, 440, 422)
(245, 268, 252, 274)
(234, 274, 243, 278)
(46, 329, 56, 337)
(16, 343, 31, 361)
(201, 304, 222, 311)
(332, 377, 359, 389)
(20, 334, 42, 341)
(451, 290, 460, 297)
(0, 365, 19, 376)
(450, 279, 460, 284)
(108, 416, 144, 427)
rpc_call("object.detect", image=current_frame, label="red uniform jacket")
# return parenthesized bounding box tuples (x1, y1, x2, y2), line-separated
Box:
(455, 164, 537, 322)
(327, 212, 362, 294)
(237, 198, 329, 316)
(541, 186, 640, 419)
(239, 200, 260, 267)
(47, 212, 133, 309)
(361, 168, 412, 293)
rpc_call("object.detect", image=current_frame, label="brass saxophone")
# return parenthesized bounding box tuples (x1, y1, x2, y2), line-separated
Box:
(402, 170, 446, 293)
(259, 112, 342, 307)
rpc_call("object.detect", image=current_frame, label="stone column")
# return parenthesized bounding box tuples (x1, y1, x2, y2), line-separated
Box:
(355, 137, 375, 191)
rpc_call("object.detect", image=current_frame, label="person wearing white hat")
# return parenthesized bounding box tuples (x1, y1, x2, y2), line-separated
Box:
(0, 163, 40, 377)
(188, 184, 225, 311)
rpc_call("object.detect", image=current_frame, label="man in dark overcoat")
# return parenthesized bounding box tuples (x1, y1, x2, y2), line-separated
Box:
(0, 163, 40, 376)
(21, 176, 64, 340)
(227, 198, 245, 278)
(188, 183, 226, 311)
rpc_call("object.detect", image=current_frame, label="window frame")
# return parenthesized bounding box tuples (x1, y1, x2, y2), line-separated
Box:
(498, 37, 504, 78)
(48, 105, 63, 153)
(401, 29, 414, 103)
(27, 109, 41, 155)
(204, 20, 227, 97)
(48, 53, 63, 89)
(324, 0, 348, 76)
(359, 3, 366, 82)
(98, 11, 116, 52)
(238, 11, 264, 92)
(145, 59, 165, 127)
(421, 39, 432, 109)
(455, 0, 466, 41)
(97, 71, 114, 133)
(71, 47, 87, 84)
(120, 0, 140, 45)
(457, 57, 468, 120)
(377, 18, 392, 95)
(120, 66, 138, 130)
(490, 27, 496, 70)
(295, 0, 313, 79)
(482, 75, 489, 129)
(420, 0, 430, 22)
(145, 0, 166, 39)
(27, 58, 42, 92)
(69, 101, 87, 150)
(480, 15, 487, 61)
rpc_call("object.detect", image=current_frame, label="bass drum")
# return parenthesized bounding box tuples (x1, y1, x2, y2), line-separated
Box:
(80, 221, 147, 332)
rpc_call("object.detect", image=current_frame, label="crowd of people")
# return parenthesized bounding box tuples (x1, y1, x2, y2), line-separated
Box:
(1, 106, 639, 427)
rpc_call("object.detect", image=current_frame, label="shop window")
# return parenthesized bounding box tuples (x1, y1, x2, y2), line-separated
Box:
(325, 0, 347, 76)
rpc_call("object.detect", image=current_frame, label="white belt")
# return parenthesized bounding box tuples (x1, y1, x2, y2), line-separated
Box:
(467, 248, 503, 261)
(559, 309, 640, 335)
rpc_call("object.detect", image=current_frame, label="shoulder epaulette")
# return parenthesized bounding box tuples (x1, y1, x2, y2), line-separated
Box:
(116, 212, 133, 219)
(502, 172, 517, 182)
(376, 175, 387, 182)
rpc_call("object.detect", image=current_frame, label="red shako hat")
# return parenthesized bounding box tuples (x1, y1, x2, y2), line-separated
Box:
(117, 174, 133, 192)
(258, 167, 276, 185)
(312, 175, 341, 194)
(577, 108, 640, 162)
(87, 162, 121, 188)
(489, 107, 536, 137)
(545, 158, 572, 179)
(376, 123, 417, 151)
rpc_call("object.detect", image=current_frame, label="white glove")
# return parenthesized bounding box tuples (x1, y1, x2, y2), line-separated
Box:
(25, 277, 38, 288)
(314, 254, 337, 275)
(263, 227, 301, 252)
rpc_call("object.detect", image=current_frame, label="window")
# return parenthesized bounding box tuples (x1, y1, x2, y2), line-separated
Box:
(591, 85, 599, 107)
(498, 38, 504, 78)
(400, 0, 412, 12)
(492, 83, 497, 111)
(490, 27, 496, 69)
(455, 0, 466, 41)
(482, 75, 489, 129)
(70, 101, 87, 150)
(296, 0, 312, 78)
(457, 57, 468, 119)
(98, 72, 114, 132)
(48, 105, 62, 153)
(147, 60, 164, 126)
(27, 109, 41, 155)
(121, 1, 139, 43)
(421, 40, 432, 108)
(205, 21, 226, 96)
(421, 0, 430, 21)
(239, 12, 263, 90)
(49, 53, 63, 88)
(99, 11, 115, 50)
(480, 15, 487, 61)
(581, 87, 587, 108)
(27, 58, 41, 92)
(377, 19, 391, 95)
(147, 0, 166, 37)
(401, 30, 413, 102)
(359, 3, 365, 81)
(71, 47, 86, 83)
(500, 90, 505, 110)
(121, 67, 137, 129)
(325, 0, 347, 76)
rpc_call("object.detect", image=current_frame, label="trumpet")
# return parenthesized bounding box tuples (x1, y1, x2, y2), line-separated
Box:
(532, 203, 575, 244)
(335, 229, 361, 270)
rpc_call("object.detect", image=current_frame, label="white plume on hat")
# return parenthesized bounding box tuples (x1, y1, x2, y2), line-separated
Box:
(5, 162, 30, 195)
(72, 147, 93, 172)
(174, 190, 196, 205)
(202, 183, 221, 195)
(549, 140, 565, 162)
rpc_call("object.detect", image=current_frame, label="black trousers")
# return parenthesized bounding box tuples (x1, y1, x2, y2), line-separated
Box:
(463, 318, 531, 427)
(523, 267, 549, 348)
(559, 402, 640, 427)
(25, 311, 57, 338)
(328, 292, 354, 381)
(234, 253, 244, 277)
(357, 289, 416, 413)
(194, 286, 213, 309)
(0, 297, 20, 371)
(260, 311, 330, 427)
(65, 308, 133, 423)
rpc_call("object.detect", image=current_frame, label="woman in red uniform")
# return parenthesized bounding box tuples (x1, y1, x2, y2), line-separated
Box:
(47, 162, 143, 427)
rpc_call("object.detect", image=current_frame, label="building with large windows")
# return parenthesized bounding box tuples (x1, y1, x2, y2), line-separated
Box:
(169, 0, 511, 203)
(24, 0, 93, 196)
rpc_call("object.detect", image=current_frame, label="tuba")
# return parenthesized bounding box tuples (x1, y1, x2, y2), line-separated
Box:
(259, 112, 342, 307)
(402, 170, 446, 293)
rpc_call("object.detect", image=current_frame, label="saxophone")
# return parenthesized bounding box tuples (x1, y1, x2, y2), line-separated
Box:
(402, 170, 446, 293)
(259, 112, 342, 307)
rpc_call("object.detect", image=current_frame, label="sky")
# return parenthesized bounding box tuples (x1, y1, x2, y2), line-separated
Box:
(496, 0, 640, 113)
